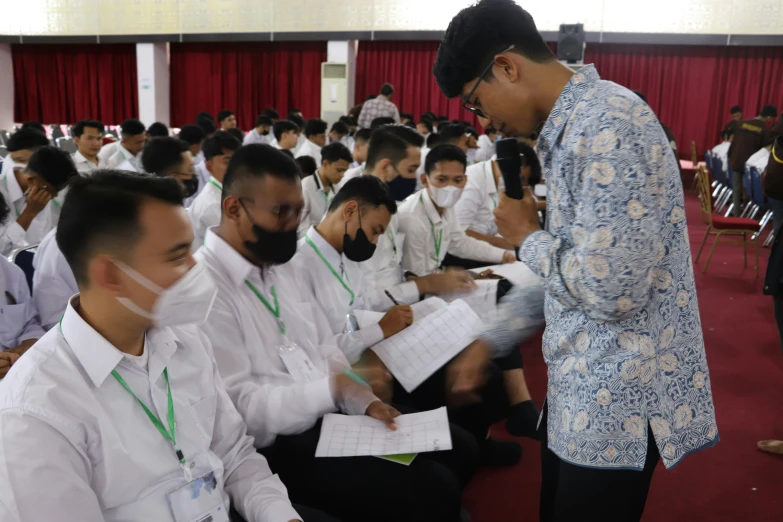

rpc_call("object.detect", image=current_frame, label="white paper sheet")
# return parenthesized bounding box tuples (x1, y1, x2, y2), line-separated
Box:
(439, 279, 498, 323)
(370, 299, 481, 392)
(315, 407, 452, 457)
(352, 297, 449, 330)
(469, 261, 540, 288)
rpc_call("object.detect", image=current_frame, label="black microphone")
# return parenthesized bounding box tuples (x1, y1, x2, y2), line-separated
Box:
(495, 138, 528, 257)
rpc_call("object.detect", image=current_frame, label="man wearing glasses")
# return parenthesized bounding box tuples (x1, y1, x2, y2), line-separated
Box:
(434, 1, 718, 521)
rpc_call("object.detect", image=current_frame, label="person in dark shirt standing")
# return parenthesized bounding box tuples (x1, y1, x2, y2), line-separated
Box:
(728, 104, 778, 215)
(724, 105, 743, 134)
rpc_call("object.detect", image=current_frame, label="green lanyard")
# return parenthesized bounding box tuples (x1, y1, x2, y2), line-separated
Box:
(420, 193, 443, 264)
(245, 280, 286, 334)
(486, 162, 498, 209)
(208, 178, 223, 191)
(386, 227, 397, 256)
(305, 236, 355, 306)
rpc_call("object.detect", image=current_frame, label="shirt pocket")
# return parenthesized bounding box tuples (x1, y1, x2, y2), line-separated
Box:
(0, 302, 30, 348)
(188, 393, 217, 443)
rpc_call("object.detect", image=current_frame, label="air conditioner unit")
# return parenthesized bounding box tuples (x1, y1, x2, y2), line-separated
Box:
(321, 62, 348, 127)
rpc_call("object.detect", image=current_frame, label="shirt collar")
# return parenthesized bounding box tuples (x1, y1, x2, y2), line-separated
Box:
(305, 225, 343, 268)
(419, 188, 443, 225)
(61, 295, 180, 387)
(118, 144, 135, 161)
(313, 170, 330, 194)
(3, 166, 24, 203)
(73, 150, 100, 167)
(538, 65, 600, 156)
(203, 228, 257, 289)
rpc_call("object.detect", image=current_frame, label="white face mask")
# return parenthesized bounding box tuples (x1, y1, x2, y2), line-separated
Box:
(115, 261, 217, 327)
(428, 184, 463, 208)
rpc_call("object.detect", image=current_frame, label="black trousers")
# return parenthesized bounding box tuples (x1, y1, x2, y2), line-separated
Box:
(230, 503, 341, 522)
(538, 403, 659, 522)
(260, 413, 479, 522)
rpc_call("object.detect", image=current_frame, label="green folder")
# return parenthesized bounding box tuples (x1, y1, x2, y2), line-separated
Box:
(376, 453, 418, 466)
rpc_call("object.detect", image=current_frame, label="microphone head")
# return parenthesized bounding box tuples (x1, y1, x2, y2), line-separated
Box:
(495, 137, 520, 161)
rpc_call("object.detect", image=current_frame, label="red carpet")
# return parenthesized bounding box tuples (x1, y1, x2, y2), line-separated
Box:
(463, 192, 783, 521)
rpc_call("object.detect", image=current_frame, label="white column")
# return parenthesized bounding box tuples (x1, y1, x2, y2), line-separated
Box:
(0, 45, 14, 132)
(322, 41, 357, 124)
(136, 43, 170, 127)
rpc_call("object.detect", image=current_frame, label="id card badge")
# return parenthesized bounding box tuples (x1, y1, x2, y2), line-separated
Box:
(278, 338, 324, 383)
(167, 471, 229, 522)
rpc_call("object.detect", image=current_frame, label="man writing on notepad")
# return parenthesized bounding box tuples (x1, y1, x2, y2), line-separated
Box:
(197, 144, 477, 522)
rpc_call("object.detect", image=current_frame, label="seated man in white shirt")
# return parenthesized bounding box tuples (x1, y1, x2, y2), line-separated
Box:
(474, 124, 500, 163)
(710, 129, 732, 171)
(72, 119, 105, 175)
(416, 119, 433, 141)
(295, 176, 523, 466)
(747, 143, 772, 172)
(272, 120, 300, 152)
(142, 136, 198, 201)
(0, 145, 79, 256)
(297, 142, 352, 238)
(328, 121, 349, 146)
(190, 131, 241, 250)
(1, 128, 49, 185)
(146, 121, 171, 139)
(244, 115, 273, 146)
(105, 119, 146, 171)
(294, 118, 327, 164)
(0, 170, 318, 522)
(179, 124, 207, 165)
(32, 227, 77, 331)
(218, 109, 237, 131)
(199, 145, 477, 522)
(351, 128, 371, 169)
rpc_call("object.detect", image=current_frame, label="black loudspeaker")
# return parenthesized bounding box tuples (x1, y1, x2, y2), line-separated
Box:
(557, 23, 585, 63)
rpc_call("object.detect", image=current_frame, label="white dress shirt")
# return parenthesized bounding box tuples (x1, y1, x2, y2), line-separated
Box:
(294, 139, 323, 165)
(334, 164, 364, 193)
(711, 141, 731, 171)
(292, 227, 384, 364)
(0, 255, 44, 348)
(398, 189, 505, 276)
(456, 160, 500, 236)
(475, 134, 496, 163)
(0, 296, 300, 522)
(746, 147, 770, 171)
(0, 166, 60, 256)
(72, 150, 102, 176)
(243, 129, 267, 146)
(105, 144, 139, 171)
(32, 227, 77, 331)
(297, 171, 335, 239)
(293, 134, 307, 155)
(196, 230, 376, 448)
(190, 176, 223, 250)
(185, 160, 212, 208)
(97, 141, 119, 161)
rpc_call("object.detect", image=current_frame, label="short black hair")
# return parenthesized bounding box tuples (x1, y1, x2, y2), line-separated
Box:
(141, 137, 189, 177)
(484, 125, 497, 135)
(400, 113, 413, 121)
(417, 120, 434, 134)
(287, 109, 302, 118)
(730, 106, 742, 114)
(6, 128, 50, 152)
(404, 121, 416, 129)
(263, 108, 280, 120)
(422, 111, 437, 121)
(280, 149, 294, 160)
(0, 193, 10, 226)
(72, 120, 104, 139)
(57, 170, 184, 284)
(328, 175, 397, 216)
(425, 144, 467, 175)
(217, 110, 234, 123)
(21, 121, 46, 134)
(202, 131, 241, 161)
(380, 124, 425, 148)
(426, 133, 440, 148)
(380, 83, 394, 97)
(321, 142, 353, 164)
(273, 120, 300, 142)
(222, 144, 300, 202)
(197, 111, 215, 122)
(632, 90, 648, 104)
(339, 116, 357, 127)
(518, 140, 542, 186)
(366, 94, 378, 101)
(226, 128, 245, 143)
(295, 155, 318, 177)
(438, 123, 467, 145)
(304, 118, 328, 137)
(465, 126, 479, 138)
(371, 117, 396, 130)
(120, 119, 146, 137)
(256, 115, 273, 128)
(330, 121, 349, 136)
(146, 122, 169, 137)
(196, 115, 217, 135)
(27, 146, 79, 190)
(354, 128, 372, 144)
(289, 114, 305, 129)
(178, 124, 206, 146)
(761, 105, 779, 119)
(366, 129, 411, 170)
(433, 0, 555, 98)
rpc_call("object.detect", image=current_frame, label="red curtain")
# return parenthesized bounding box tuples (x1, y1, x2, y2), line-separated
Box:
(12, 44, 138, 125)
(169, 42, 326, 128)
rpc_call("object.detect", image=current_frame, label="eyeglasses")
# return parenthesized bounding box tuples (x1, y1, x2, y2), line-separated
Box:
(462, 44, 515, 119)
(240, 198, 309, 226)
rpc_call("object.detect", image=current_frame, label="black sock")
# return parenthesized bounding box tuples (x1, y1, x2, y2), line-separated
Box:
(506, 400, 541, 440)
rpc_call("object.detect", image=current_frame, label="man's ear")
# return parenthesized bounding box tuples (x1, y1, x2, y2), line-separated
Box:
(420, 173, 429, 188)
(89, 255, 125, 296)
(222, 195, 242, 223)
(342, 201, 358, 222)
(494, 54, 520, 83)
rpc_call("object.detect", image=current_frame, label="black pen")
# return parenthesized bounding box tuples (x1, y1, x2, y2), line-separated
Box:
(384, 290, 400, 306)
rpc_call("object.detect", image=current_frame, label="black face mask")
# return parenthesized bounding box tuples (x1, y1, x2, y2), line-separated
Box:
(261, 129, 270, 136)
(343, 211, 376, 262)
(182, 177, 199, 198)
(240, 201, 298, 264)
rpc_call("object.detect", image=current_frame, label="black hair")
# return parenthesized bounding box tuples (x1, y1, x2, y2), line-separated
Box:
(371, 117, 396, 130)
(339, 116, 357, 127)
(196, 117, 217, 136)
(730, 106, 742, 114)
(273, 120, 300, 142)
(437, 116, 449, 122)
(417, 120, 434, 134)
(287, 109, 302, 118)
(438, 123, 467, 144)
(378, 124, 425, 147)
(197, 111, 215, 122)
(380, 83, 394, 97)
(226, 128, 245, 143)
(304, 118, 328, 137)
(202, 131, 242, 161)
(400, 113, 413, 121)
(222, 144, 300, 202)
(366, 94, 378, 101)
(517, 140, 542, 186)
(21, 121, 46, 134)
(425, 144, 467, 175)
(366, 129, 412, 170)
(141, 137, 189, 177)
(465, 126, 479, 138)
(485, 125, 498, 135)
(330, 121, 349, 136)
(146, 122, 169, 138)
(354, 128, 372, 144)
(433, 0, 555, 98)
(289, 114, 305, 129)
(0, 193, 9, 226)
(217, 110, 234, 123)
(120, 119, 146, 137)
(404, 121, 416, 129)
(761, 105, 779, 119)
(256, 115, 273, 128)
(280, 149, 294, 160)
(426, 133, 440, 148)
(72, 120, 104, 139)
(178, 124, 206, 146)
(6, 128, 50, 152)
(56, 170, 184, 284)
(27, 146, 79, 190)
(328, 175, 397, 216)
(263, 108, 280, 120)
(295, 155, 318, 177)
(422, 111, 437, 121)
(321, 142, 353, 164)
(632, 90, 648, 104)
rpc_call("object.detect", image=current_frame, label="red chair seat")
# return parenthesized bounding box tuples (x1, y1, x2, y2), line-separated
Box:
(711, 215, 759, 231)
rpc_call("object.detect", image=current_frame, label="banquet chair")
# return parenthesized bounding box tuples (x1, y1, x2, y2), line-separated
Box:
(10, 245, 38, 293)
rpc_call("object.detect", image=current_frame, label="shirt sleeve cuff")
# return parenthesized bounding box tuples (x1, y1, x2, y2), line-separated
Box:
(340, 385, 379, 416)
(520, 230, 555, 274)
(262, 500, 302, 522)
(305, 377, 338, 415)
(358, 323, 384, 348)
(395, 281, 421, 305)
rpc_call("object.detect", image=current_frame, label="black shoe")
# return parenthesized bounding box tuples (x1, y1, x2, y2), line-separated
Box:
(480, 438, 522, 467)
(506, 400, 541, 440)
